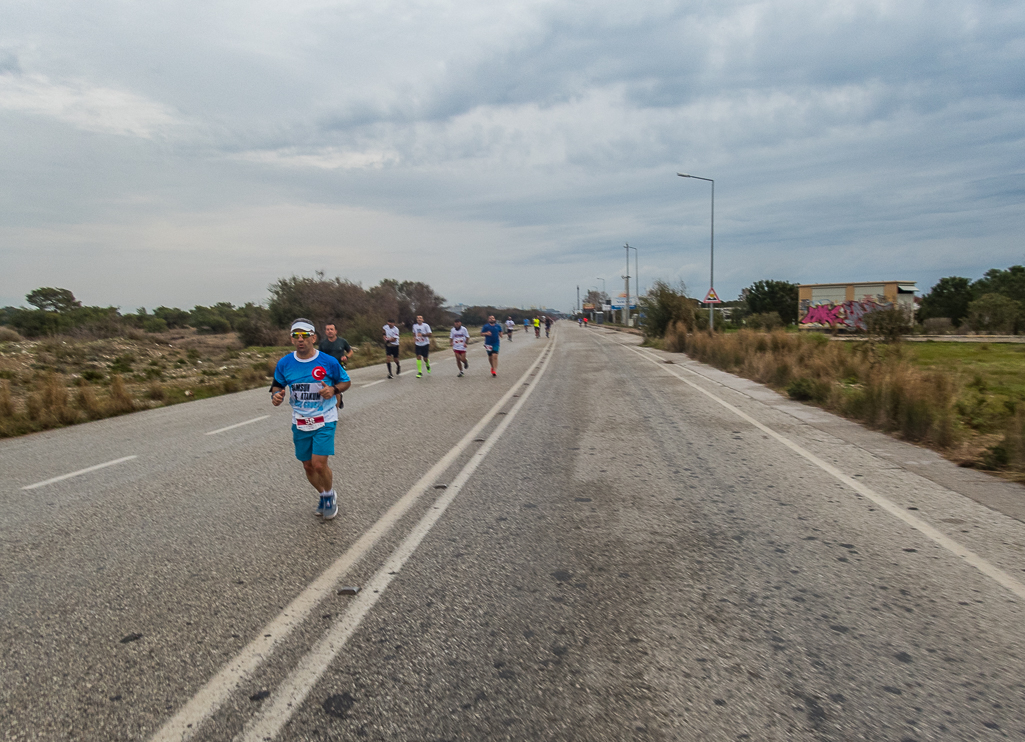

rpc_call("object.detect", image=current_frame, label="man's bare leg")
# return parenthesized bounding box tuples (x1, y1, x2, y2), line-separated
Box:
(302, 455, 333, 493)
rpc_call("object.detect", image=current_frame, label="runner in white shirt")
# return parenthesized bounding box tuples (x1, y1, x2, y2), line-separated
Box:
(449, 319, 470, 377)
(382, 319, 401, 378)
(505, 316, 515, 342)
(412, 315, 432, 378)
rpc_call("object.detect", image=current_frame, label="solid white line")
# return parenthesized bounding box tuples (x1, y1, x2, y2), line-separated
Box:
(237, 334, 559, 742)
(359, 379, 387, 388)
(205, 415, 270, 436)
(149, 339, 555, 742)
(622, 340, 1025, 602)
(21, 455, 138, 490)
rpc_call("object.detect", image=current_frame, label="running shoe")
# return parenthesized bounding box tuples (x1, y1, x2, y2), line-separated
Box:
(388, 373, 393, 379)
(323, 492, 338, 520)
(416, 372, 422, 378)
(458, 371, 464, 377)
(316, 495, 327, 517)
(491, 369, 496, 376)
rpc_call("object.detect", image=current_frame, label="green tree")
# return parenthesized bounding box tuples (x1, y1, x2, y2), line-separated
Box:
(26, 287, 81, 314)
(639, 280, 695, 338)
(919, 276, 973, 326)
(973, 265, 1025, 303)
(743, 280, 799, 326)
(966, 293, 1023, 334)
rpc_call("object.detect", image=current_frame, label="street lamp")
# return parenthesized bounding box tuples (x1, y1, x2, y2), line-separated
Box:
(626, 245, 638, 320)
(678, 172, 715, 331)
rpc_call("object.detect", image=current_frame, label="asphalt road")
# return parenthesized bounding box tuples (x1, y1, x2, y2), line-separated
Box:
(2, 325, 1025, 741)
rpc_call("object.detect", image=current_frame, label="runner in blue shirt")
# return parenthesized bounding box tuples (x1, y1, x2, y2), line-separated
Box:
(481, 314, 503, 377)
(270, 318, 351, 520)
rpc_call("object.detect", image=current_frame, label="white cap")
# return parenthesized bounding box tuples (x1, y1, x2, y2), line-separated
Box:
(290, 319, 315, 333)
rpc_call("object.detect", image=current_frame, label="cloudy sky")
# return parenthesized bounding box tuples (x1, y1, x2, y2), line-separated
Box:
(2, 0, 1023, 312)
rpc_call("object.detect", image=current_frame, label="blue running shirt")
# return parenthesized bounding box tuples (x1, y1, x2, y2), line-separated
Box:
(481, 323, 502, 350)
(273, 350, 349, 427)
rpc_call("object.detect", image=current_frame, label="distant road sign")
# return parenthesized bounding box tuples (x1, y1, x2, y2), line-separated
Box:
(582, 303, 595, 310)
(703, 288, 722, 304)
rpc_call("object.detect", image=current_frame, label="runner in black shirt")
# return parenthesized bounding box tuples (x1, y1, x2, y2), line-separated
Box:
(319, 322, 353, 408)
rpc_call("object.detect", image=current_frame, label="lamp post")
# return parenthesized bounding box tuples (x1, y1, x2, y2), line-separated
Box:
(626, 244, 638, 320)
(677, 172, 715, 331)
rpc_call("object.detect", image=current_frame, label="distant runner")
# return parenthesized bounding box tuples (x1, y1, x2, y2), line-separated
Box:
(481, 314, 502, 377)
(270, 319, 351, 520)
(505, 316, 515, 341)
(449, 319, 470, 377)
(319, 321, 353, 409)
(523, 318, 530, 334)
(533, 316, 541, 338)
(412, 315, 432, 378)
(382, 319, 401, 378)
(545, 316, 552, 337)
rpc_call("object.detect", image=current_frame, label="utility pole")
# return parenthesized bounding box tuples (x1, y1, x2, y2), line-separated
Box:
(623, 243, 631, 326)
(576, 285, 580, 315)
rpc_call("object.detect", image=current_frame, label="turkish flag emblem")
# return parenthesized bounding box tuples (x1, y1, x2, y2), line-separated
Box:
(312, 366, 327, 381)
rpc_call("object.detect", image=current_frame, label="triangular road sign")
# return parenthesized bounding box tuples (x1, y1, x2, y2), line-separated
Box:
(703, 288, 722, 304)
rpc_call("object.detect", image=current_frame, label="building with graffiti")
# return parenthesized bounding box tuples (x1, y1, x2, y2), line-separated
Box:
(798, 281, 917, 331)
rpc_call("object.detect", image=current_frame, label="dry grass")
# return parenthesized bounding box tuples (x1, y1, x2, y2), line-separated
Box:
(678, 330, 959, 448)
(0, 326, 460, 439)
(107, 375, 137, 415)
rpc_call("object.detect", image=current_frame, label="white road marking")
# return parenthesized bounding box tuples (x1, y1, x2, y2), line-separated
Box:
(149, 338, 556, 742)
(205, 415, 269, 436)
(359, 378, 387, 388)
(622, 340, 1025, 602)
(237, 334, 559, 742)
(21, 455, 138, 490)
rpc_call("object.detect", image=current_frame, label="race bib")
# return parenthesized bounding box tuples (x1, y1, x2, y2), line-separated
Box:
(295, 419, 325, 432)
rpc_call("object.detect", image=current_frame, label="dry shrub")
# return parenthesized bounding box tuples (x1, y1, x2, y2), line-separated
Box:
(222, 378, 240, 393)
(107, 375, 136, 415)
(672, 328, 959, 447)
(76, 386, 105, 419)
(0, 327, 23, 343)
(981, 410, 1025, 472)
(40, 373, 79, 425)
(25, 394, 43, 421)
(239, 366, 265, 384)
(0, 380, 15, 418)
(664, 320, 689, 352)
(147, 382, 168, 401)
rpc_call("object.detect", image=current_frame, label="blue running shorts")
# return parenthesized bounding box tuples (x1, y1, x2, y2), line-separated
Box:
(293, 422, 336, 461)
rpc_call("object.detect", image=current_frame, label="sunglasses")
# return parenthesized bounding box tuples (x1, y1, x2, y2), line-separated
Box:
(291, 331, 314, 339)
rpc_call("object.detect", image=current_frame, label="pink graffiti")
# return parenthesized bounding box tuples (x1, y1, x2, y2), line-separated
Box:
(800, 300, 892, 331)
(801, 304, 842, 326)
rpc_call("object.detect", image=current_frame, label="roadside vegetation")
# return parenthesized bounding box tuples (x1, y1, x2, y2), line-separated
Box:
(0, 274, 452, 438)
(636, 271, 1025, 481)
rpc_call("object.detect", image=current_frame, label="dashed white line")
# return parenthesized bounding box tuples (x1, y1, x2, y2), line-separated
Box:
(237, 334, 559, 741)
(205, 415, 270, 436)
(21, 455, 138, 490)
(359, 378, 388, 388)
(149, 339, 556, 742)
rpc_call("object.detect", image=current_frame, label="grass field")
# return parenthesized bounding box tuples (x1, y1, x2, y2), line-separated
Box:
(909, 341, 1025, 402)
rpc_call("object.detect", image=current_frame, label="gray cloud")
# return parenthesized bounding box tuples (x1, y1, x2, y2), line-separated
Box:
(1, 0, 1023, 311)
